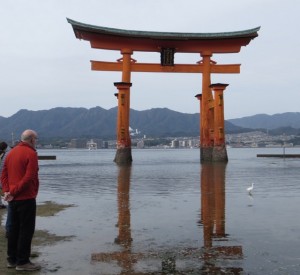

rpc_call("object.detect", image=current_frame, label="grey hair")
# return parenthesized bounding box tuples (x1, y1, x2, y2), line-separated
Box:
(21, 130, 37, 142)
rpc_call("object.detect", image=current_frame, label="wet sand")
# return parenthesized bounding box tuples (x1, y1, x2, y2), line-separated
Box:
(0, 201, 73, 274)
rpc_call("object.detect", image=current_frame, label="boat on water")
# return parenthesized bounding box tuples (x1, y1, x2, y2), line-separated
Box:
(87, 139, 97, 150)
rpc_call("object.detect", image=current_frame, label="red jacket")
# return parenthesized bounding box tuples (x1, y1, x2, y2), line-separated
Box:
(1, 142, 39, 200)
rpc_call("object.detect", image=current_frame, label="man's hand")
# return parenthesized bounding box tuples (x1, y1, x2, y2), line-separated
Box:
(4, 192, 14, 202)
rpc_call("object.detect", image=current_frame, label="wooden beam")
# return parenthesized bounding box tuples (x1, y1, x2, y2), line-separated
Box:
(91, 60, 240, 74)
(211, 64, 240, 74)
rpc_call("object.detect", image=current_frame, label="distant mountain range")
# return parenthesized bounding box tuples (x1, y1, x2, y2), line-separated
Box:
(0, 107, 299, 142)
(228, 113, 300, 135)
(228, 113, 300, 129)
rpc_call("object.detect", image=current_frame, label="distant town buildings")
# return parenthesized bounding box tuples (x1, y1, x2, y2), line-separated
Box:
(136, 140, 144, 149)
(226, 131, 297, 148)
(87, 139, 97, 150)
(69, 138, 104, 149)
(171, 139, 179, 148)
(35, 130, 299, 149)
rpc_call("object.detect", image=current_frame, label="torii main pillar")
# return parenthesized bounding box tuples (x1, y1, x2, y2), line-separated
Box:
(114, 82, 132, 163)
(114, 49, 133, 164)
(200, 52, 214, 162)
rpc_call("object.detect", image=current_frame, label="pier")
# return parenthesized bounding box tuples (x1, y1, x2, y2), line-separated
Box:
(257, 154, 300, 158)
(38, 155, 56, 160)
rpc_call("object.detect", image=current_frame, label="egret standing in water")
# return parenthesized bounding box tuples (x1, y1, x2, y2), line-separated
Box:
(247, 183, 254, 195)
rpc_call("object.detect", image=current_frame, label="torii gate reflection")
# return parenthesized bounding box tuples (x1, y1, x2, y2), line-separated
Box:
(91, 163, 243, 274)
(67, 19, 259, 164)
(199, 163, 243, 273)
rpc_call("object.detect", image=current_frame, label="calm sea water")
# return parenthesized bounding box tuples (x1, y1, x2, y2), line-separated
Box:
(27, 148, 300, 274)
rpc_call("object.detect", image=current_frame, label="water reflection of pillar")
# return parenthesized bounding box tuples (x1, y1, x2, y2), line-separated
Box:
(213, 163, 226, 238)
(201, 163, 215, 248)
(115, 164, 132, 248)
(91, 164, 143, 273)
(201, 163, 227, 247)
(200, 163, 243, 273)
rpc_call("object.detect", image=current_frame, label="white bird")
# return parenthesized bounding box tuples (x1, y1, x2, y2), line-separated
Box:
(247, 183, 254, 195)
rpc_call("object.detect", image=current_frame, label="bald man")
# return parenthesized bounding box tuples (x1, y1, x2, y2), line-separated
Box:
(1, 129, 41, 271)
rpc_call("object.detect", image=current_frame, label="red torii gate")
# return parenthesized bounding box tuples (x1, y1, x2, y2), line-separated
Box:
(67, 18, 259, 163)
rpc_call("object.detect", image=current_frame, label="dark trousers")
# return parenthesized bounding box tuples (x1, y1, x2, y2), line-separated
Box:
(7, 199, 36, 265)
(6, 202, 12, 232)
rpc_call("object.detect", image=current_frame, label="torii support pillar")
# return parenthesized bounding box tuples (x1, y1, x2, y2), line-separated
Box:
(211, 83, 228, 162)
(195, 93, 203, 149)
(114, 82, 132, 164)
(196, 83, 228, 162)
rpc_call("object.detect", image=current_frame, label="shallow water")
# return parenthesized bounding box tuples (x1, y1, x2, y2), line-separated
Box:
(9, 148, 300, 274)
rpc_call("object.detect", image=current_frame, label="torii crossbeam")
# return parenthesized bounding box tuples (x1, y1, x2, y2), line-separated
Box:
(67, 18, 259, 163)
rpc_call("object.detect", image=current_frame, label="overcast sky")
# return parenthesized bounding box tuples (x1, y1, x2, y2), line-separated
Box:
(0, 0, 299, 119)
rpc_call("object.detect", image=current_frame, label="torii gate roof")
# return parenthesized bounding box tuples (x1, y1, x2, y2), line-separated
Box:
(67, 18, 260, 54)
